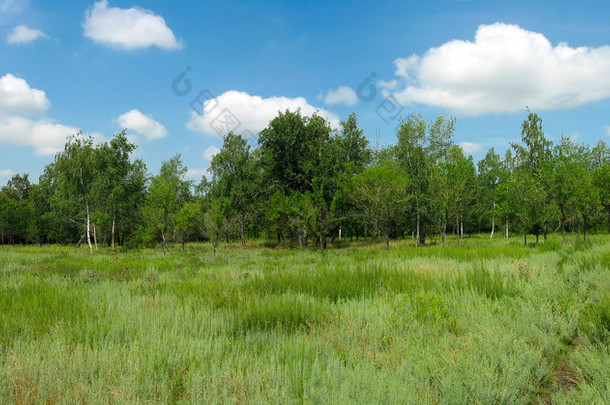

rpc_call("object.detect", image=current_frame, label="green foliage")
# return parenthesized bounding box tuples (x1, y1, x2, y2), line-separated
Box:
(3, 109, 610, 252)
(143, 155, 192, 253)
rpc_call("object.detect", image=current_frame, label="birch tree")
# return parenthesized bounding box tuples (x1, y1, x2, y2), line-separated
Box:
(53, 133, 97, 253)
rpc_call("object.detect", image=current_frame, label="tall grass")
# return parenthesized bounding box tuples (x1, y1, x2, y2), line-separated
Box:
(0, 235, 608, 403)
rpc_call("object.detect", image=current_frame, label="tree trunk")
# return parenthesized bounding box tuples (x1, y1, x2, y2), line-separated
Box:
(339, 227, 342, 241)
(456, 212, 460, 245)
(416, 213, 420, 247)
(385, 234, 390, 250)
(505, 220, 509, 238)
(420, 225, 427, 246)
(562, 221, 566, 245)
(93, 223, 98, 251)
(161, 232, 166, 255)
(524, 232, 527, 247)
(583, 216, 587, 242)
(319, 233, 327, 250)
(460, 220, 464, 239)
(490, 202, 495, 239)
(239, 214, 246, 248)
(86, 203, 93, 254)
(76, 234, 85, 249)
(372, 222, 378, 246)
(111, 215, 116, 249)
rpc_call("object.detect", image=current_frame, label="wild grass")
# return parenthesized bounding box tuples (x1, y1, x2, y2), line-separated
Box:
(0, 234, 608, 403)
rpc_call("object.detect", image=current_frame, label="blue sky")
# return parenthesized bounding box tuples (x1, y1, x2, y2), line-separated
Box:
(1, 0, 610, 182)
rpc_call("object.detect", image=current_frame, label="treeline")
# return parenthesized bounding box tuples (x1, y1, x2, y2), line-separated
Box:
(1, 110, 610, 251)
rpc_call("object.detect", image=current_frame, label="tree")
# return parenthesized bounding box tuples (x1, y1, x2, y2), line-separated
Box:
(396, 113, 430, 246)
(259, 109, 347, 249)
(594, 163, 610, 232)
(92, 131, 147, 248)
(143, 155, 191, 254)
(477, 148, 502, 238)
(209, 132, 261, 247)
(511, 111, 552, 172)
(174, 201, 203, 251)
(445, 145, 476, 245)
(574, 170, 600, 241)
(502, 169, 554, 246)
(352, 161, 408, 248)
(53, 133, 98, 253)
(395, 113, 456, 246)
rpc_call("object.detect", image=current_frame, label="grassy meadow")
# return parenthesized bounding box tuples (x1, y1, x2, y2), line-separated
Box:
(0, 234, 609, 404)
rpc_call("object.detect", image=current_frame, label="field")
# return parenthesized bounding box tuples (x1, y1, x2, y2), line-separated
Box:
(0, 235, 609, 404)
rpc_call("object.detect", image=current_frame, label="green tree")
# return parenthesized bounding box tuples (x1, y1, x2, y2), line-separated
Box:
(352, 161, 408, 248)
(209, 132, 261, 247)
(593, 163, 610, 232)
(143, 155, 191, 254)
(477, 148, 503, 238)
(53, 133, 98, 253)
(92, 131, 147, 248)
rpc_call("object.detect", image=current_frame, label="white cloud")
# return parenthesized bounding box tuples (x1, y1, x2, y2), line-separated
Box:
(377, 79, 399, 90)
(83, 0, 182, 51)
(459, 141, 482, 154)
(0, 74, 91, 155)
(605, 126, 610, 137)
(117, 109, 168, 140)
(323, 86, 358, 106)
(0, 0, 27, 17)
(391, 23, 610, 115)
(6, 25, 49, 45)
(0, 169, 15, 179)
(185, 168, 209, 180)
(187, 90, 340, 138)
(0, 74, 50, 116)
(0, 115, 79, 155)
(202, 145, 220, 161)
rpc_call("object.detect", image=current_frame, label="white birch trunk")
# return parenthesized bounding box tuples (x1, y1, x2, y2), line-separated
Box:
(86, 203, 93, 254)
(490, 202, 495, 239)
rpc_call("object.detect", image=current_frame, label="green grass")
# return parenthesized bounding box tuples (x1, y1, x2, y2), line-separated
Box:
(0, 234, 608, 403)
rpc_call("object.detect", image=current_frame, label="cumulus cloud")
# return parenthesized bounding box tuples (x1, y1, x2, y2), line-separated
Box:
(83, 0, 182, 50)
(0, 74, 87, 155)
(391, 23, 610, 115)
(117, 109, 168, 140)
(202, 145, 220, 161)
(323, 86, 358, 106)
(0, 116, 79, 155)
(459, 141, 482, 154)
(6, 25, 49, 44)
(0, 74, 50, 116)
(187, 90, 340, 138)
